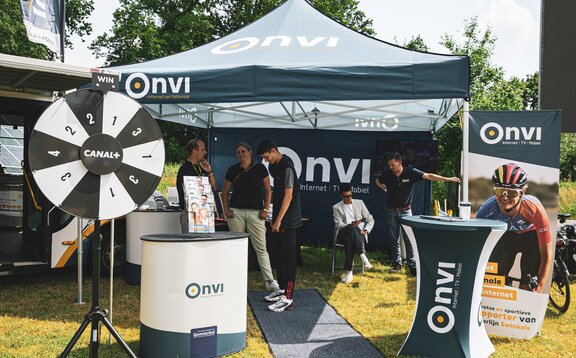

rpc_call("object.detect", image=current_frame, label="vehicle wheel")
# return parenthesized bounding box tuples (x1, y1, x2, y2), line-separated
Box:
(100, 233, 127, 276)
(549, 259, 571, 313)
(87, 221, 127, 277)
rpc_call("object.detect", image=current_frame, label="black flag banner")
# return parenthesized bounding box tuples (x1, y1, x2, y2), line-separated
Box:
(20, 0, 62, 55)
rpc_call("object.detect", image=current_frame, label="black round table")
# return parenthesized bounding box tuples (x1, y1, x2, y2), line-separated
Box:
(399, 216, 507, 358)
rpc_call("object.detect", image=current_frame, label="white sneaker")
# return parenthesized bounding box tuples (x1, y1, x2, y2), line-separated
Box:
(268, 297, 294, 312)
(360, 253, 372, 270)
(264, 289, 285, 302)
(341, 271, 353, 283)
(265, 280, 280, 291)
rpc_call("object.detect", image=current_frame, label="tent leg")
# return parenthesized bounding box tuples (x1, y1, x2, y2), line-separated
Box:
(462, 100, 470, 202)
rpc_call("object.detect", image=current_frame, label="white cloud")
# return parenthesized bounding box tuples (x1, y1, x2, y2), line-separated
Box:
(477, 0, 540, 78)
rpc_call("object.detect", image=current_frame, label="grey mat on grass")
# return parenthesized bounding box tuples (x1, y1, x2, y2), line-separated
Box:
(248, 289, 385, 358)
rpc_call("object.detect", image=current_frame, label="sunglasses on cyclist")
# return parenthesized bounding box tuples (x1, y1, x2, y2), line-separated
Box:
(493, 187, 522, 198)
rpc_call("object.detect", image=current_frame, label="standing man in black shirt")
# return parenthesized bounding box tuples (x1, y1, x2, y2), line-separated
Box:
(176, 138, 217, 233)
(376, 152, 459, 274)
(257, 139, 302, 312)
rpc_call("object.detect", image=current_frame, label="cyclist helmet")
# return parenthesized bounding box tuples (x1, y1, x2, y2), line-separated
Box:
(492, 163, 527, 189)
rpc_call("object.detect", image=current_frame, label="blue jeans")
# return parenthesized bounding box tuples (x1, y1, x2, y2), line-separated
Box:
(384, 208, 415, 267)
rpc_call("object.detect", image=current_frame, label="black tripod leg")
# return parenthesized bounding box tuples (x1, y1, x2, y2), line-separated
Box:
(60, 315, 92, 357)
(99, 315, 137, 358)
(90, 315, 100, 358)
(60, 221, 136, 358)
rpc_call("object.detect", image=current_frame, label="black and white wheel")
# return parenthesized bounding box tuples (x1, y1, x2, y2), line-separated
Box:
(28, 89, 165, 219)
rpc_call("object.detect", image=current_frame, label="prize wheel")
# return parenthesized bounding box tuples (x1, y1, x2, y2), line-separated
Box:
(28, 89, 165, 220)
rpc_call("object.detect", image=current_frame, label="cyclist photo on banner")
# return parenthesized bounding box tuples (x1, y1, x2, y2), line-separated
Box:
(467, 110, 561, 339)
(469, 159, 559, 339)
(476, 164, 554, 293)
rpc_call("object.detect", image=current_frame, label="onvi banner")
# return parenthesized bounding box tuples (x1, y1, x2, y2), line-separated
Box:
(468, 111, 561, 339)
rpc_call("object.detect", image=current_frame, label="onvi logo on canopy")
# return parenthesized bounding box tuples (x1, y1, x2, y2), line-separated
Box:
(125, 72, 191, 99)
(211, 36, 339, 55)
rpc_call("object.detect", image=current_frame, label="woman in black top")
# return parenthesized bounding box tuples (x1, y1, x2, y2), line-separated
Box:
(221, 142, 278, 291)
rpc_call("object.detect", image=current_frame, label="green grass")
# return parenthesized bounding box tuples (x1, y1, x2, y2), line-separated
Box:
(156, 162, 180, 196)
(1, 248, 575, 357)
(559, 181, 576, 216)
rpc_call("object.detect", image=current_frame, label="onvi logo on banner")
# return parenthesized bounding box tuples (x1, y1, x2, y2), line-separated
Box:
(263, 146, 371, 185)
(211, 36, 339, 55)
(480, 122, 542, 145)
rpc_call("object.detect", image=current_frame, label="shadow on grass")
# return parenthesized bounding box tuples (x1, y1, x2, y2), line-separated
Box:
(63, 338, 140, 358)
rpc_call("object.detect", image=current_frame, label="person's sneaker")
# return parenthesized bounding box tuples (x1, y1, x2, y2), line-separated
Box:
(264, 289, 285, 302)
(389, 262, 402, 273)
(268, 297, 294, 312)
(341, 271, 353, 283)
(364, 261, 373, 270)
(265, 280, 280, 291)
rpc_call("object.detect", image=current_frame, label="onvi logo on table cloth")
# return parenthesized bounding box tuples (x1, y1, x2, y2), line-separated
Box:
(427, 262, 457, 334)
(185, 282, 224, 299)
(480, 122, 542, 145)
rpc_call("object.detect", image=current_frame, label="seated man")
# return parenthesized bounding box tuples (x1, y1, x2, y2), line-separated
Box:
(333, 183, 374, 283)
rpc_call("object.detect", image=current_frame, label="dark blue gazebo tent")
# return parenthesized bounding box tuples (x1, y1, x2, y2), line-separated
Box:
(110, 0, 471, 248)
(112, 0, 469, 132)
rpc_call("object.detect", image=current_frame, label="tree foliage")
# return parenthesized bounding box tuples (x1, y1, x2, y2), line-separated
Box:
(0, 0, 94, 60)
(424, 18, 540, 198)
(560, 133, 576, 181)
(90, 0, 215, 66)
(402, 35, 429, 52)
(435, 18, 538, 177)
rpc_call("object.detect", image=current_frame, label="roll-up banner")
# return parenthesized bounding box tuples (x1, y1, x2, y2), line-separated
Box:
(468, 111, 561, 339)
(210, 128, 437, 250)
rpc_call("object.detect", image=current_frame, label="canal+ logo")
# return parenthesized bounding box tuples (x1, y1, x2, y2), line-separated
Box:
(480, 122, 542, 145)
(185, 282, 224, 299)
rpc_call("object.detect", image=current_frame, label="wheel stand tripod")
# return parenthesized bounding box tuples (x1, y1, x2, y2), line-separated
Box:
(60, 221, 137, 358)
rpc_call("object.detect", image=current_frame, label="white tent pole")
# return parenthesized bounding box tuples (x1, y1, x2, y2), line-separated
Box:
(462, 100, 470, 202)
(108, 218, 115, 344)
(76, 217, 85, 305)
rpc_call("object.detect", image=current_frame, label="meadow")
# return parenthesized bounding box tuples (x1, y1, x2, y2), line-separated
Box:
(0, 247, 574, 357)
(1, 170, 575, 357)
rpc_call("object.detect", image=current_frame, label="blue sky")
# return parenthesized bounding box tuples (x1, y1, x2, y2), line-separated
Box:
(68, 0, 539, 79)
